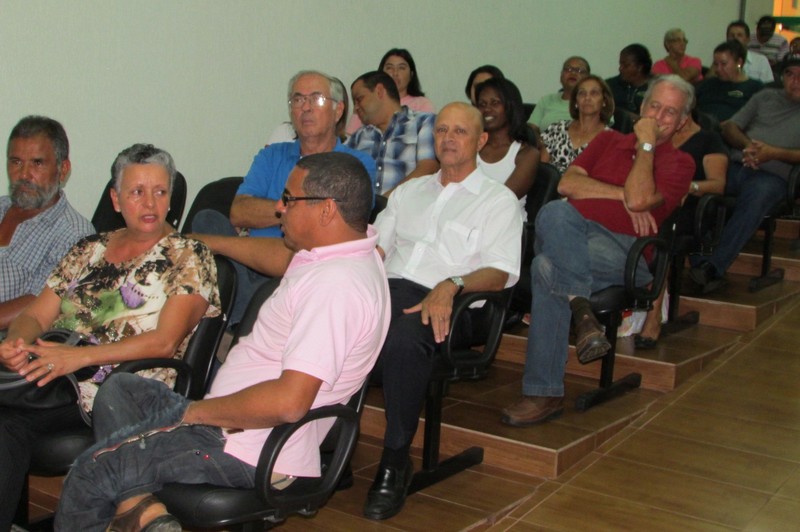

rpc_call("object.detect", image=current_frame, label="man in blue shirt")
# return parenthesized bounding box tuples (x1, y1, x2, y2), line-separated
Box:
(192, 70, 375, 324)
(347, 71, 438, 195)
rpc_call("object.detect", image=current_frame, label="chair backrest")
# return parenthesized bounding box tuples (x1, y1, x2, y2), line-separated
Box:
(231, 276, 282, 349)
(91, 172, 187, 233)
(369, 194, 388, 224)
(525, 163, 561, 226)
(175, 255, 237, 399)
(182, 176, 243, 233)
(611, 108, 637, 135)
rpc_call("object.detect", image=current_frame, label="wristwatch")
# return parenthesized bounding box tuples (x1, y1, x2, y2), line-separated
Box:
(639, 142, 654, 153)
(690, 182, 700, 193)
(448, 276, 465, 295)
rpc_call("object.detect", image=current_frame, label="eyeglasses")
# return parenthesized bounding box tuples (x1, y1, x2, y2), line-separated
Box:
(562, 66, 588, 75)
(280, 190, 339, 205)
(288, 93, 336, 108)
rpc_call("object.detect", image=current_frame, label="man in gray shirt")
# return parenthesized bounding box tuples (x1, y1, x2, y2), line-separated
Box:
(691, 54, 800, 290)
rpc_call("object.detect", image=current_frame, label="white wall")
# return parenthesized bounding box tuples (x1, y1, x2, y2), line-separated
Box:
(1, 0, 744, 220)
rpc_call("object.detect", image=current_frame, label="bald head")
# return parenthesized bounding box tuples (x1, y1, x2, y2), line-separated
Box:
(436, 102, 484, 133)
(434, 102, 488, 181)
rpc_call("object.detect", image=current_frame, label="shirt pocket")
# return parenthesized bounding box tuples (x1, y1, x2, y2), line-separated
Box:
(436, 220, 480, 265)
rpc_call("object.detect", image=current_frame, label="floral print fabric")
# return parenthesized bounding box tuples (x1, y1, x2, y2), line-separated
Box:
(46, 231, 220, 411)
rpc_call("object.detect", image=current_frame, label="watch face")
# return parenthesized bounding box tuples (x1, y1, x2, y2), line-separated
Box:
(641, 142, 654, 152)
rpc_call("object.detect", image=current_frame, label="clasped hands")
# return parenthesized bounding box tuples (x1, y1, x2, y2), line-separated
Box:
(0, 337, 83, 386)
(743, 140, 775, 169)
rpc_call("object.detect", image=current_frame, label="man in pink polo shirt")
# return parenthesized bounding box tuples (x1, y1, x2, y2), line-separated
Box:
(55, 152, 391, 531)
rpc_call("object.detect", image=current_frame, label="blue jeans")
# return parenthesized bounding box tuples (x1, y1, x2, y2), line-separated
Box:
(191, 209, 270, 325)
(705, 163, 787, 274)
(522, 201, 650, 397)
(54, 374, 255, 532)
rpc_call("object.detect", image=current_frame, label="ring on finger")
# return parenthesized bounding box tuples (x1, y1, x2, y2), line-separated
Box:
(47, 363, 54, 372)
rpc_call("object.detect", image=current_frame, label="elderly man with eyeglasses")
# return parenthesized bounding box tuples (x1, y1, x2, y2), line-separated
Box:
(191, 70, 376, 326)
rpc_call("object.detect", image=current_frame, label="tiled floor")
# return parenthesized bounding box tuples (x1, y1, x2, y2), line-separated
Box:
(28, 295, 800, 531)
(272, 296, 800, 531)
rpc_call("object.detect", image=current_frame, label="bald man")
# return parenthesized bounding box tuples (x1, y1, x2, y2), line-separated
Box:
(365, 103, 523, 520)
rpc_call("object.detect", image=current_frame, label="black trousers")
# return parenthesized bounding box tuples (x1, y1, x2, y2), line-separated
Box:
(0, 403, 84, 529)
(371, 278, 485, 454)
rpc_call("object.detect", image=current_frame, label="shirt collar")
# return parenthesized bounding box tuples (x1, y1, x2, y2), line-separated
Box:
(435, 167, 484, 195)
(289, 226, 379, 269)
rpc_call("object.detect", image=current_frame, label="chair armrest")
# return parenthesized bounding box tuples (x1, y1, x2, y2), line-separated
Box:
(253, 403, 360, 518)
(788, 165, 800, 216)
(439, 289, 512, 369)
(624, 234, 670, 307)
(112, 358, 193, 396)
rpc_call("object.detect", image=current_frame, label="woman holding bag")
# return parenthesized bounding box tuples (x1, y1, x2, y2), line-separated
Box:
(0, 143, 220, 530)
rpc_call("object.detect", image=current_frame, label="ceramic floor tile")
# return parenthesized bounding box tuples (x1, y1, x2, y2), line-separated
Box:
(645, 405, 800, 462)
(776, 467, 800, 500)
(418, 468, 535, 515)
(520, 485, 735, 531)
(607, 429, 797, 492)
(568, 456, 770, 528)
(743, 496, 800, 531)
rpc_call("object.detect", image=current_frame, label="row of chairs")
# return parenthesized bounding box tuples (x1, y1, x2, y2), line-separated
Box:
(27, 156, 795, 529)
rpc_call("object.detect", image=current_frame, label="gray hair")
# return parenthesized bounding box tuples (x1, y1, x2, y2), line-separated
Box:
(8, 115, 69, 167)
(287, 70, 344, 103)
(111, 143, 176, 193)
(642, 75, 695, 119)
(664, 28, 686, 44)
(297, 152, 373, 233)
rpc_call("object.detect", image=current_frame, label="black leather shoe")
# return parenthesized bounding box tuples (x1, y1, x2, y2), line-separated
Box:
(363, 460, 413, 520)
(689, 261, 726, 294)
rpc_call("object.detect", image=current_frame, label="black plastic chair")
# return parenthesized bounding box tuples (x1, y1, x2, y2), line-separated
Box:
(577, 211, 677, 411)
(408, 286, 514, 493)
(681, 165, 800, 293)
(155, 277, 369, 530)
(16, 255, 237, 527)
(182, 176, 244, 233)
(510, 163, 562, 315)
(91, 172, 187, 233)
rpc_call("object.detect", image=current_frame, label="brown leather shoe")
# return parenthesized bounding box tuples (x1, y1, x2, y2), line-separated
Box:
(501, 396, 564, 426)
(574, 312, 611, 364)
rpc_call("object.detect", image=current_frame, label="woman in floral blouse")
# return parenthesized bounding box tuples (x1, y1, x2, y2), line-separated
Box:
(0, 144, 219, 530)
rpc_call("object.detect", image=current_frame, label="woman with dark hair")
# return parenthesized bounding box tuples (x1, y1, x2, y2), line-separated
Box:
(476, 78, 539, 219)
(540, 75, 614, 174)
(606, 43, 653, 114)
(696, 40, 763, 122)
(465, 65, 505, 105)
(635, 109, 727, 348)
(347, 48, 435, 134)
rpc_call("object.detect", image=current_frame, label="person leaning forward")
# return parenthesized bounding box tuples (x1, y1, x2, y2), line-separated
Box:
(54, 152, 390, 531)
(190, 70, 376, 326)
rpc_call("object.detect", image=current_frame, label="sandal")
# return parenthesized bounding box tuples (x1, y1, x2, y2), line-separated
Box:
(107, 494, 181, 532)
(634, 334, 658, 350)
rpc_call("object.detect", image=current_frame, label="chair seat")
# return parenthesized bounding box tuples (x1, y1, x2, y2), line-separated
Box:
(158, 477, 322, 528)
(158, 483, 272, 528)
(589, 285, 633, 314)
(29, 427, 94, 476)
